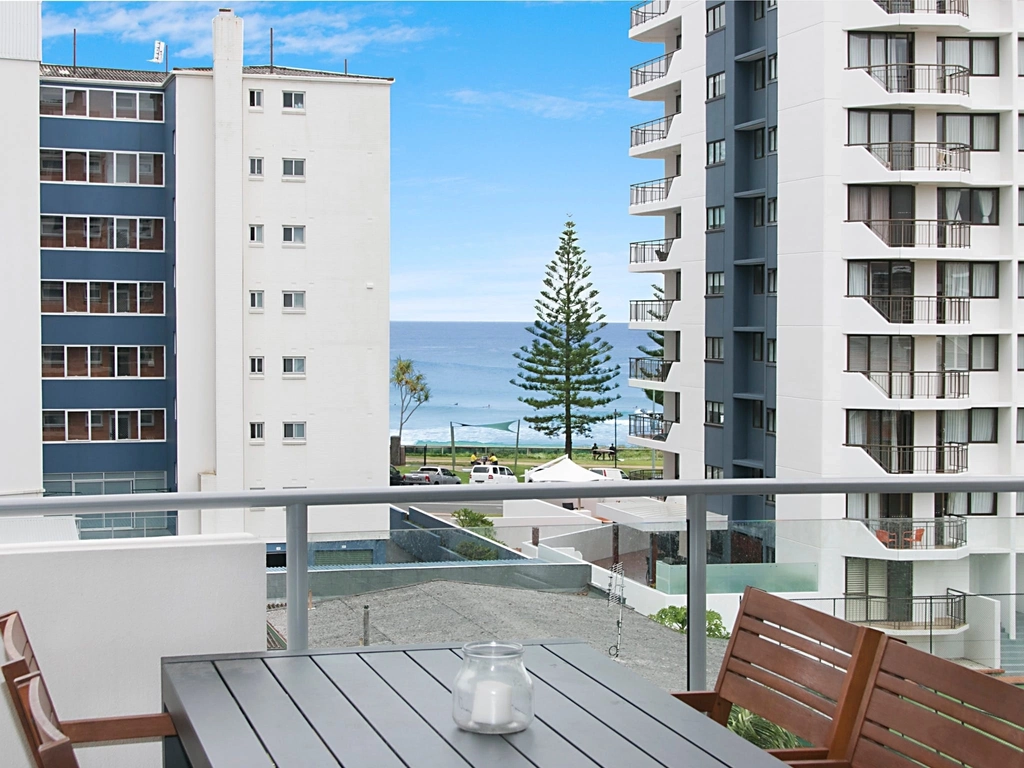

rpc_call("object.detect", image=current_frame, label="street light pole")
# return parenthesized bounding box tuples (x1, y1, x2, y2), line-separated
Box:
(613, 410, 619, 468)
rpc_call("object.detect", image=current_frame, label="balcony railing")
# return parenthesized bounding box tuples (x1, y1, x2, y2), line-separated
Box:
(855, 370, 969, 399)
(630, 176, 674, 205)
(855, 294, 970, 324)
(631, 113, 676, 147)
(631, 52, 672, 88)
(630, 237, 675, 264)
(627, 468, 664, 481)
(858, 141, 970, 172)
(629, 413, 670, 441)
(799, 592, 967, 631)
(857, 63, 970, 95)
(629, 299, 674, 323)
(630, 0, 671, 28)
(630, 356, 672, 382)
(850, 442, 968, 474)
(853, 219, 970, 248)
(860, 516, 967, 549)
(873, 0, 969, 15)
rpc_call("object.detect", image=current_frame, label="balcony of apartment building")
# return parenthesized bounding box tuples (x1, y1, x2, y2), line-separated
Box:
(629, 175, 679, 215)
(844, 62, 970, 109)
(628, 236, 678, 273)
(844, 409, 968, 474)
(628, 356, 675, 393)
(629, 50, 677, 101)
(628, 0, 675, 41)
(843, 140, 971, 185)
(835, 515, 970, 562)
(843, 0, 972, 33)
(798, 591, 968, 632)
(628, 297, 675, 329)
(629, 112, 680, 160)
(628, 411, 673, 444)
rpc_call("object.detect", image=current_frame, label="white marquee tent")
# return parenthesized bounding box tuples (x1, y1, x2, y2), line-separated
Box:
(524, 455, 614, 483)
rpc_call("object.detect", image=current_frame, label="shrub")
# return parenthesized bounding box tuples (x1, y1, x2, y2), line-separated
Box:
(455, 541, 498, 561)
(452, 508, 497, 541)
(649, 605, 730, 639)
(727, 706, 803, 750)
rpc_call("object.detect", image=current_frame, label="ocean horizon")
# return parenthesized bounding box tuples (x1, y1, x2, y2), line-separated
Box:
(390, 321, 655, 447)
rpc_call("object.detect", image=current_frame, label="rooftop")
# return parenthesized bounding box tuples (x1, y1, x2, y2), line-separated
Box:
(39, 63, 393, 86)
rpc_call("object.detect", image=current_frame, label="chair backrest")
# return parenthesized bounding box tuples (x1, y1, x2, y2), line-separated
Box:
(13, 673, 79, 768)
(875, 530, 891, 545)
(2, 611, 44, 768)
(849, 637, 1024, 767)
(711, 587, 884, 751)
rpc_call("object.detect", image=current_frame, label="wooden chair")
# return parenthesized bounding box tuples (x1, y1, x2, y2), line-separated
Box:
(1, 610, 175, 768)
(672, 587, 886, 764)
(788, 634, 1024, 768)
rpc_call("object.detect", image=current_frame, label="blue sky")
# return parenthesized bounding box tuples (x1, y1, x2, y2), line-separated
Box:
(42, 1, 661, 321)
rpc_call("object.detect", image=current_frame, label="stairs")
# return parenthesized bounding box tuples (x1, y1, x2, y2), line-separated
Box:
(1000, 613, 1024, 676)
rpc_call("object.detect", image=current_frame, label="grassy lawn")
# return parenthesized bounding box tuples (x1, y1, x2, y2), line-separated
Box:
(396, 448, 662, 483)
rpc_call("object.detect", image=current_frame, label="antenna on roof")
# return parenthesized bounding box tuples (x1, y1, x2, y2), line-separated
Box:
(344, 59, 348, 75)
(72, 29, 76, 74)
(269, 27, 274, 73)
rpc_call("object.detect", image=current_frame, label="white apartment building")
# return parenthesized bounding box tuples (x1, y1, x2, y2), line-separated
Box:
(628, 0, 1024, 649)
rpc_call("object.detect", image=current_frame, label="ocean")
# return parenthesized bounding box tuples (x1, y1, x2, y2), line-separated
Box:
(390, 321, 654, 447)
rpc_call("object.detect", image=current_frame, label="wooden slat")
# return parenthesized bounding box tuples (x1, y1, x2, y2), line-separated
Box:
(768, 747, 829, 761)
(739, 617, 851, 670)
(542, 643, 788, 768)
(314, 653, 472, 768)
(162, 661, 273, 768)
(361, 651, 536, 768)
(725, 657, 837, 717)
(718, 674, 832, 747)
(62, 713, 175, 743)
(215, 659, 339, 768)
(408, 649, 600, 768)
(857, 724, 972, 768)
(523, 645, 729, 768)
(728, 631, 847, 702)
(670, 691, 717, 711)
(741, 591, 860, 653)
(264, 655, 405, 768)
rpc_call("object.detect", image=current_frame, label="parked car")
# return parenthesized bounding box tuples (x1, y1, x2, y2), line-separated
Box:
(469, 465, 519, 484)
(390, 466, 405, 486)
(400, 469, 433, 485)
(417, 466, 462, 485)
(590, 468, 629, 481)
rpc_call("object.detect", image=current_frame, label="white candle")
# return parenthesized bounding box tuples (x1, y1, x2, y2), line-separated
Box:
(470, 680, 514, 726)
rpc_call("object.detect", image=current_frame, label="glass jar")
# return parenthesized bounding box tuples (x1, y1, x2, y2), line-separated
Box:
(452, 641, 534, 734)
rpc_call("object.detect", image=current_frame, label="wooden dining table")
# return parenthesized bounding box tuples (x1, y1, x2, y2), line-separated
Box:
(161, 640, 786, 768)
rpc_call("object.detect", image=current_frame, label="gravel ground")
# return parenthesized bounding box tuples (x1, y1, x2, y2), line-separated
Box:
(268, 580, 727, 692)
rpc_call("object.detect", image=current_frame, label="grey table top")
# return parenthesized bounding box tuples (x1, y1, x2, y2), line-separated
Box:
(161, 640, 786, 768)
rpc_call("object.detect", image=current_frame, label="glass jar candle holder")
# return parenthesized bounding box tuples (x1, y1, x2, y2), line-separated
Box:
(452, 641, 534, 734)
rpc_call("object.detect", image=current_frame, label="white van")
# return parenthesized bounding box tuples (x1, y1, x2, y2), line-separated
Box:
(469, 465, 519, 484)
(589, 468, 629, 481)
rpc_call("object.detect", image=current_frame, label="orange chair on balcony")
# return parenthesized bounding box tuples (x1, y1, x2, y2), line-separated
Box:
(1, 611, 175, 768)
(903, 528, 924, 549)
(874, 529, 895, 548)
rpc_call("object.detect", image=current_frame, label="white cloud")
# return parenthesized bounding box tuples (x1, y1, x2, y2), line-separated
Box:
(447, 87, 629, 120)
(42, 2, 442, 60)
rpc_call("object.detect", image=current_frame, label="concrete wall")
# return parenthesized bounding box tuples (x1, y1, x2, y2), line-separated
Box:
(0, 534, 265, 768)
(963, 595, 1001, 670)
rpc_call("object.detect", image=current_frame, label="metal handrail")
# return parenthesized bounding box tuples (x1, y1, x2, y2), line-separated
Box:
(796, 593, 967, 631)
(849, 442, 968, 474)
(873, 0, 968, 15)
(631, 52, 673, 87)
(629, 357, 672, 382)
(630, 0, 670, 28)
(629, 413, 671, 441)
(630, 176, 674, 205)
(856, 63, 970, 95)
(631, 113, 676, 147)
(629, 299, 674, 322)
(856, 141, 970, 172)
(852, 219, 970, 248)
(860, 516, 967, 549)
(627, 469, 664, 481)
(854, 369, 969, 399)
(630, 238, 676, 264)
(853, 294, 970, 324)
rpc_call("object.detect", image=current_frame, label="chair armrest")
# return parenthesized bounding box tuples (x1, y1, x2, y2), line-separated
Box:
(670, 691, 717, 712)
(768, 747, 829, 761)
(784, 762, 851, 768)
(63, 713, 176, 743)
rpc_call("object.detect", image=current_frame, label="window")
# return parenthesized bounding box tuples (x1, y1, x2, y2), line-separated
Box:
(1019, 263, 1024, 297)
(282, 225, 306, 244)
(937, 113, 999, 151)
(705, 465, 724, 480)
(250, 422, 264, 441)
(1020, 38, 1024, 76)
(767, 268, 777, 294)
(1020, 189, 1024, 226)
(283, 91, 305, 110)
(1018, 335, 1024, 370)
(848, 32, 913, 69)
(706, 337, 724, 360)
(970, 408, 997, 442)
(767, 127, 777, 153)
(1018, 409, 1024, 442)
(249, 290, 264, 310)
(940, 336, 969, 372)
(767, 408, 776, 433)
(283, 422, 306, 441)
(970, 335, 998, 370)
(706, 139, 726, 166)
(752, 264, 764, 294)
(249, 157, 263, 176)
(753, 128, 765, 159)
(752, 332, 764, 361)
(38, 86, 163, 121)
(250, 356, 264, 375)
(706, 206, 725, 231)
(937, 37, 998, 76)
(706, 4, 724, 33)
(768, 54, 777, 81)
(282, 291, 305, 311)
(754, 197, 765, 227)
(754, 0, 765, 19)
(767, 0, 777, 7)
(754, 59, 766, 91)
(249, 224, 264, 243)
(40, 214, 163, 250)
(706, 272, 725, 296)
(752, 401, 764, 429)
(283, 357, 306, 375)
(282, 158, 305, 178)
(767, 339, 777, 363)
(940, 262, 998, 298)
(938, 491, 995, 516)
(1019, 114, 1024, 151)
(767, 198, 777, 224)
(249, 89, 263, 108)
(40, 149, 63, 181)
(707, 72, 726, 100)
(941, 188, 999, 225)
(705, 401, 725, 425)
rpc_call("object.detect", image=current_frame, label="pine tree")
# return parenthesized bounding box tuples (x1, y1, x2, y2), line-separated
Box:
(513, 220, 620, 458)
(637, 283, 665, 408)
